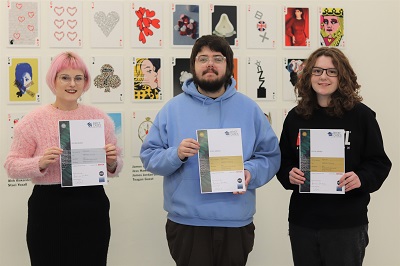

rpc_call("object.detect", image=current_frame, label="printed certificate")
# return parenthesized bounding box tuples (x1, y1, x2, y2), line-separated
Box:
(197, 128, 245, 193)
(299, 129, 345, 194)
(59, 119, 107, 187)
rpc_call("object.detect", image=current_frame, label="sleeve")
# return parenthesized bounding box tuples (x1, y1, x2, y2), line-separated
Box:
(354, 110, 392, 193)
(285, 18, 295, 37)
(103, 113, 123, 176)
(4, 117, 45, 179)
(244, 112, 281, 190)
(140, 110, 184, 177)
(276, 112, 299, 191)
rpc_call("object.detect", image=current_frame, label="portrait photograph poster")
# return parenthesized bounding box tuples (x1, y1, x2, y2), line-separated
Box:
(91, 56, 124, 103)
(48, 1, 83, 48)
(246, 4, 277, 49)
(283, 6, 310, 48)
(171, 4, 200, 46)
(90, 1, 123, 48)
(131, 110, 159, 157)
(131, 2, 163, 48)
(132, 57, 162, 101)
(8, 1, 40, 47)
(246, 56, 277, 101)
(8, 57, 40, 104)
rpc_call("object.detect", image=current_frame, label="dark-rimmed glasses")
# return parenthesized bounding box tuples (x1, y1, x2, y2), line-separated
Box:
(311, 67, 338, 77)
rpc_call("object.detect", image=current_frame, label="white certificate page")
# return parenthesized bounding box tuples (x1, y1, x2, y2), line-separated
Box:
(197, 128, 245, 193)
(59, 119, 107, 187)
(299, 129, 345, 194)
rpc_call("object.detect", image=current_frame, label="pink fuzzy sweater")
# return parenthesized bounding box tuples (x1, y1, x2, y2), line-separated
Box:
(4, 104, 123, 184)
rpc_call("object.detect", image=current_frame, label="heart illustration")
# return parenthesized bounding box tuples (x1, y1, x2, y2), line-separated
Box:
(16, 3, 22, 9)
(28, 12, 34, 18)
(27, 25, 34, 31)
(67, 20, 77, 29)
(67, 7, 77, 16)
(67, 32, 77, 41)
(54, 19, 64, 29)
(13, 33, 21, 39)
(54, 31, 64, 41)
(94, 11, 119, 37)
(18, 16, 25, 22)
(54, 6, 64, 16)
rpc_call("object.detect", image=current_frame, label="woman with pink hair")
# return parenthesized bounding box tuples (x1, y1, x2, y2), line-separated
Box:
(4, 51, 123, 266)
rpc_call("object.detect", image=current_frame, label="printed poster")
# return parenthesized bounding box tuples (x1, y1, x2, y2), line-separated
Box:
(246, 4, 276, 49)
(284, 7, 310, 48)
(210, 4, 238, 46)
(91, 56, 124, 103)
(131, 2, 162, 47)
(132, 57, 162, 101)
(8, 56, 40, 103)
(131, 110, 159, 157)
(8, 1, 40, 47)
(246, 56, 276, 101)
(90, 1, 123, 48)
(172, 4, 200, 46)
(319, 7, 345, 47)
(48, 1, 83, 47)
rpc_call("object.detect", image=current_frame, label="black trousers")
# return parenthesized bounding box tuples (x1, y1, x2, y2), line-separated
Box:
(27, 184, 111, 266)
(166, 219, 255, 266)
(289, 223, 369, 266)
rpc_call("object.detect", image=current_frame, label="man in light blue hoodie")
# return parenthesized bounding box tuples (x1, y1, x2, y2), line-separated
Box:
(140, 35, 281, 266)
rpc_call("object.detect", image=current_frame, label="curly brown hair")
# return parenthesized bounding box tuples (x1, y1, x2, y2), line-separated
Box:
(295, 47, 362, 119)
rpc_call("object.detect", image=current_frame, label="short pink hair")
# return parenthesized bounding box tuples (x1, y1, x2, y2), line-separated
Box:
(46, 51, 91, 94)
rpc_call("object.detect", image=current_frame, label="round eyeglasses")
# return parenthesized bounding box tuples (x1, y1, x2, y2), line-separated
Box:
(57, 74, 86, 84)
(195, 55, 226, 64)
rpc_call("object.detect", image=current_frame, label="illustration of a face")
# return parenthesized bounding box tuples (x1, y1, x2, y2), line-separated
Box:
(323, 16, 340, 36)
(15, 63, 33, 91)
(141, 59, 158, 89)
(22, 72, 32, 88)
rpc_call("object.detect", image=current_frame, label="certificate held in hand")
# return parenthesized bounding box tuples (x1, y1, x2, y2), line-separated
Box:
(197, 128, 245, 194)
(59, 119, 107, 187)
(299, 129, 345, 194)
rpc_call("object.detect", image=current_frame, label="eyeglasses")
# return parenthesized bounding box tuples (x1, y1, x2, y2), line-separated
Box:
(195, 55, 226, 64)
(57, 74, 86, 84)
(311, 67, 338, 77)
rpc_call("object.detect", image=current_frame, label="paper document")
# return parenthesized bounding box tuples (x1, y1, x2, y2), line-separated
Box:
(59, 119, 107, 187)
(197, 128, 245, 193)
(299, 129, 345, 194)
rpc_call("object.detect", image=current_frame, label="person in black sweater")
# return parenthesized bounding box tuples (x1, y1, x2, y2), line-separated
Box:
(277, 47, 391, 266)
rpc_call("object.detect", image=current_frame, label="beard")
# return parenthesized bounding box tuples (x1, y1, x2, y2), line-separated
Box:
(193, 69, 226, 93)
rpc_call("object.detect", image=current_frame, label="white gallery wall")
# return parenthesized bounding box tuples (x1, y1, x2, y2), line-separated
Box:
(0, 0, 399, 265)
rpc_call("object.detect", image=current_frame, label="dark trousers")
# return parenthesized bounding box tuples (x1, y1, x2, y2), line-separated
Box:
(289, 223, 369, 266)
(27, 185, 110, 266)
(166, 219, 255, 266)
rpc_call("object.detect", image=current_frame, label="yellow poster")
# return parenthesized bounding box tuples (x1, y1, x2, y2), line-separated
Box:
(8, 57, 40, 103)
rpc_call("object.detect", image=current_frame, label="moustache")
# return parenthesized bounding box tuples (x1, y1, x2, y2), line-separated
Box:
(202, 69, 218, 75)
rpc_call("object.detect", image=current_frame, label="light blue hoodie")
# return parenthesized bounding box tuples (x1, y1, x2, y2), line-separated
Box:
(140, 78, 281, 227)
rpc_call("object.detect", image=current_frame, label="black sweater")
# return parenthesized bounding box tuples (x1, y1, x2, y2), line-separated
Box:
(276, 103, 392, 229)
